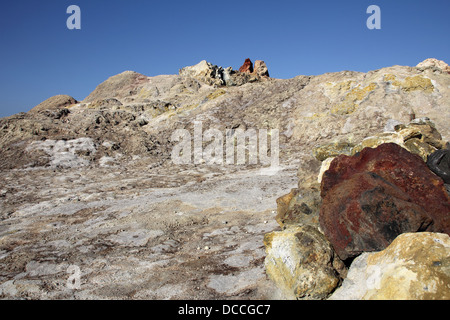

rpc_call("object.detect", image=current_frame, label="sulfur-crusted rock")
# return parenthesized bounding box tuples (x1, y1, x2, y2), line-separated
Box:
(350, 132, 404, 156)
(320, 143, 450, 260)
(313, 141, 355, 161)
(264, 225, 346, 300)
(329, 232, 450, 300)
(350, 118, 446, 162)
(316, 118, 447, 185)
(275, 187, 321, 228)
(275, 154, 322, 228)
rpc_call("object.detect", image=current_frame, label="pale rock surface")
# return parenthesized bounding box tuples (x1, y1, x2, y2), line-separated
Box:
(29, 95, 77, 113)
(329, 232, 450, 300)
(264, 225, 346, 300)
(417, 58, 450, 74)
(253, 60, 270, 78)
(179, 60, 225, 86)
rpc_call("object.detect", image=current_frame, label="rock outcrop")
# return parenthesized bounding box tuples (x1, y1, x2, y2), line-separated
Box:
(329, 232, 450, 300)
(179, 59, 270, 87)
(417, 58, 450, 74)
(29, 95, 78, 113)
(239, 58, 254, 73)
(254, 60, 270, 78)
(179, 60, 226, 87)
(83, 71, 150, 103)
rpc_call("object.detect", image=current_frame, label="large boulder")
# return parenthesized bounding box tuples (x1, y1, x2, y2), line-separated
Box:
(320, 171, 433, 260)
(329, 232, 450, 300)
(264, 225, 346, 300)
(320, 143, 450, 261)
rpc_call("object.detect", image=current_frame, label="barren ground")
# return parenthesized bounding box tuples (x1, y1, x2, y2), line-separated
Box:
(0, 159, 299, 299)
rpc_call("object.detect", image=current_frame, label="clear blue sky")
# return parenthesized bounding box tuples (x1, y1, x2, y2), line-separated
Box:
(0, 0, 449, 118)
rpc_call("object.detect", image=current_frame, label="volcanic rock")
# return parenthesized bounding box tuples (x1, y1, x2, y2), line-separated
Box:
(253, 60, 270, 78)
(320, 143, 450, 260)
(239, 58, 254, 73)
(179, 60, 225, 86)
(427, 149, 450, 184)
(83, 71, 149, 103)
(275, 187, 321, 228)
(29, 95, 77, 113)
(417, 58, 450, 74)
(320, 171, 433, 260)
(264, 225, 346, 300)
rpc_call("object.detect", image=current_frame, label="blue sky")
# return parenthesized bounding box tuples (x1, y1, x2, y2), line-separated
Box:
(0, 0, 449, 117)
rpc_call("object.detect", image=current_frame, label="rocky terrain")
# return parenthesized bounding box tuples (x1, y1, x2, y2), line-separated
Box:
(0, 58, 449, 299)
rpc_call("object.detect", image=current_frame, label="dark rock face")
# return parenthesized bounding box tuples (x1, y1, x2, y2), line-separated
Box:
(319, 143, 450, 261)
(239, 58, 254, 73)
(427, 149, 450, 184)
(320, 172, 433, 260)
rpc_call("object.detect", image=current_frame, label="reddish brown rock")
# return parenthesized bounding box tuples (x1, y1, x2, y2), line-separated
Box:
(319, 143, 450, 260)
(319, 172, 433, 260)
(239, 58, 254, 73)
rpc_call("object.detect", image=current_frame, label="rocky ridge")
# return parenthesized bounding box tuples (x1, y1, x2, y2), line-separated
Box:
(0, 58, 449, 299)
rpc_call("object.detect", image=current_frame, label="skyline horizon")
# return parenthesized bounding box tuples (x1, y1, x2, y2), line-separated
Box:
(1, 0, 449, 118)
(2, 56, 447, 118)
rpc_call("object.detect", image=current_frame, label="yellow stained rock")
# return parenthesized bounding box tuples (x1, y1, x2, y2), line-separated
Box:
(364, 232, 450, 300)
